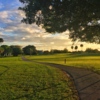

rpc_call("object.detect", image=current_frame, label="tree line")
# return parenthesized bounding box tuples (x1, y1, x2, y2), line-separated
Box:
(0, 45, 37, 57)
(71, 44, 100, 53)
(0, 44, 70, 57)
(0, 44, 99, 57)
(0, 44, 69, 57)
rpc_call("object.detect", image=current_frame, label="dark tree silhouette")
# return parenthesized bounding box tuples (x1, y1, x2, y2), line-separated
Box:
(80, 44, 84, 51)
(19, 0, 100, 43)
(12, 46, 22, 56)
(75, 46, 78, 51)
(1, 45, 12, 56)
(71, 46, 74, 52)
(0, 38, 4, 44)
(10, 45, 22, 56)
(23, 45, 37, 55)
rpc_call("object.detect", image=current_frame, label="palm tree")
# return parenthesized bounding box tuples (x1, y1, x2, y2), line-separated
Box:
(71, 46, 74, 52)
(75, 46, 78, 52)
(80, 44, 83, 51)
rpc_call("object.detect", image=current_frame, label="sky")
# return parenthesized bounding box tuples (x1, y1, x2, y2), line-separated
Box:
(0, 0, 100, 51)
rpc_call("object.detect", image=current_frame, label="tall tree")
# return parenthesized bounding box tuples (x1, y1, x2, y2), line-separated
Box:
(23, 45, 37, 55)
(75, 46, 78, 51)
(71, 46, 74, 52)
(19, 0, 100, 43)
(10, 45, 22, 56)
(80, 44, 84, 51)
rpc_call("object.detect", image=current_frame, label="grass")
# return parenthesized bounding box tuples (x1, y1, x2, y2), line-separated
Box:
(0, 57, 78, 100)
(27, 53, 100, 74)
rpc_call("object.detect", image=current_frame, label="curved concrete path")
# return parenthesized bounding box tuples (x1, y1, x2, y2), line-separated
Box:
(42, 63, 100, 100)
(22, 57, 100, 100)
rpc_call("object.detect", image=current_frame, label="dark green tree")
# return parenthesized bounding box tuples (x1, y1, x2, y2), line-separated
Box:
(1, 45, 12, 56)
(11, 46, 22, 56)
(85, 48, 99, 53)
(19, 0, 100, 43)
(43, 50, 50, 55)
(63, 48, 68, 53)
(23, 45, 37, 55)
(0, 47, 4, 56)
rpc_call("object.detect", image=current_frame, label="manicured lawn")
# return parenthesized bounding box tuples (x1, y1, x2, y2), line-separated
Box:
(28, 53, 100, 74)
(0, 57, 78, 100)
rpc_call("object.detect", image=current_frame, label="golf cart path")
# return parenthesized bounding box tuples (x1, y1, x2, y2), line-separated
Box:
(43, 63, 100, 100)
(22, 57, 100, 100)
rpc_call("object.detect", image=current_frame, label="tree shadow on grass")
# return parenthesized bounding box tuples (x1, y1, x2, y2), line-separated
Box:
(0, 65, 9, 76)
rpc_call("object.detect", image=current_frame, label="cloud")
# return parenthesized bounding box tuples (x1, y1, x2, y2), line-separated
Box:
(0, 1, 72, 50)
(0, 11, 8, 18)
(1, 1, 100, 51)
(0, 9, 74, 50)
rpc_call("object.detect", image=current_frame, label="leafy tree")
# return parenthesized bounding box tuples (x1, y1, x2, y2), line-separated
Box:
(85, 48, 99, 53)
(0, 47, 4, 56)
(63, 48, 68, 53)
(49, 49, 68, 54)
(50, 49, 58, 53)
(23, 45, 37, 55)
(43, 50, 50, 55)
(1, 45, 12, 56)
(19, 0, 100, 43)
(11, 46, 22, 56)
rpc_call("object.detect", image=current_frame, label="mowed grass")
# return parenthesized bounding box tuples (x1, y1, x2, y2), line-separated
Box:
(0, 57, 78, 100)
(27, 53, 100, 74)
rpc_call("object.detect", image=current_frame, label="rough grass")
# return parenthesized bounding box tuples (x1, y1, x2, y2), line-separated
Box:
(0, 57, 78, 100)
(27, 53, 100, 74)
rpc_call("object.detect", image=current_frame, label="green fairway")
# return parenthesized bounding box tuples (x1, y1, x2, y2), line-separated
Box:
(27, 53, 100, 74)
(0, 57, 78, 100)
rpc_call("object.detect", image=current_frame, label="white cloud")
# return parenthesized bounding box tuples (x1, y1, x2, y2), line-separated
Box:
(0, 6, 72, 50)
(0, 11, 8, 19)
(0, 4, 100, 51)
